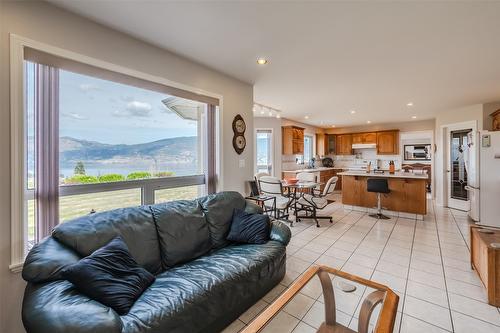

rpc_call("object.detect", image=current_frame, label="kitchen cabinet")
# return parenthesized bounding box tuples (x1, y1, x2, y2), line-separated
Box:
(282, 126, 305, 155)
(336, 134, 353, 155)
(352, 132, 376, 144)
(316, 133, 327, 156)
(327, 135, 336, 154)
(342, 174, 426, 214)
(316, 133, 336, 156)
(376, 130, 399, 155)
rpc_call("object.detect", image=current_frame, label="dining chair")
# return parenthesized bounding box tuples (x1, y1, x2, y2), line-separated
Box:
(258, 176, 290, 220)
(297, 176, 338, 227)
(254, 172, 270, 194)
(296, 172, 319, 192)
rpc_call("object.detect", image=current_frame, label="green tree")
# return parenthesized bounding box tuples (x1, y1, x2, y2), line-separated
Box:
(98, 174, 125, 183)
(127, 171, 152, 180)
(74, 161, 86, 175)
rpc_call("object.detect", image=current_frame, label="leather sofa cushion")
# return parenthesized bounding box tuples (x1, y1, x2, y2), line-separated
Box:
(62, 237, 155, 315)
(151, 200, 212, 268)
(52, 206, 162, 274)
(22, 237, 81, 283)
(197, 191, 246, 249)
(120, 241, 286, 333)
(22, 280, 123, 333)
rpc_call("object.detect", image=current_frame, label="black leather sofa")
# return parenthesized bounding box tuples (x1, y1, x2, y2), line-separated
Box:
(21, 191, 291, 333)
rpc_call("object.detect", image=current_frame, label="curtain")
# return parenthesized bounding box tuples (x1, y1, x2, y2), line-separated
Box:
(35, 63, 59, 241)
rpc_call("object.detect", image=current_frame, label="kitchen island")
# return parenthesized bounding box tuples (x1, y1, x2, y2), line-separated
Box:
(338, 171, 428, 216)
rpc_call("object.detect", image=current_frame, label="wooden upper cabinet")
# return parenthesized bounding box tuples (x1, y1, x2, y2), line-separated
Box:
(336, 134, 353, 155)
(363, 132, 377, 144)
(352, 133, 363, 144)
(353, 132, 376, 144)
(282, 126, 305, 155)
(316, 133, 327, 156)
(376, 130, 399, 155)
(327, 135, 336, 155)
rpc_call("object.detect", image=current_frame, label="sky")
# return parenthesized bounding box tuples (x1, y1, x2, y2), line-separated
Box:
(58, 68, 198, 144)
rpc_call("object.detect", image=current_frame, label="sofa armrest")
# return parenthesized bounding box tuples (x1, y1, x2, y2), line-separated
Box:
(244, 201, 264, 214)
(269, 220, 292, 246)
(23, 281, 122, 333)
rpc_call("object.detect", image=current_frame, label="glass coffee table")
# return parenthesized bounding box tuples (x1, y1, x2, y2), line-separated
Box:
(241, 265, 399, 333)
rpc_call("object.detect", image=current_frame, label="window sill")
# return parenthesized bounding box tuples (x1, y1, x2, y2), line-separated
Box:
(9, 262, 24, 274)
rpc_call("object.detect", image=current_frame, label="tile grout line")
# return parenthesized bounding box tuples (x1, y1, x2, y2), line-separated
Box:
(432, 201, 456, 333)
(346, 214, 401, 328)
(397, 210, 418, 333)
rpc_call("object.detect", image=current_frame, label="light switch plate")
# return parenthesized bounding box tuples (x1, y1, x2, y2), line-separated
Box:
(239, 159, 245, 168)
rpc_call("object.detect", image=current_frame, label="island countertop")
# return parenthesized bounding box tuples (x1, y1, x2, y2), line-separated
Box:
(337, 170, 428, 180)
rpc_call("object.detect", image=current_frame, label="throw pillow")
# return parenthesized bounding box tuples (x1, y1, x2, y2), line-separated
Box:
(61, 236, 155, 315)
(227, 209, 270, 244)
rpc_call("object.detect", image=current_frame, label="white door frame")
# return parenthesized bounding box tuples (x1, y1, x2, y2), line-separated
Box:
(254, 128, 274, 176)
(442, 120, 477, 210)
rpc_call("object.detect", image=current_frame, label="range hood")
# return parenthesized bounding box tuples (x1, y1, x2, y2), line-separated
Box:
(352, 143, 377, 149)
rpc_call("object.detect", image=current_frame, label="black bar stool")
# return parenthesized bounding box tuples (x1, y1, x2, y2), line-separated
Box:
(367, 178, 390, 219)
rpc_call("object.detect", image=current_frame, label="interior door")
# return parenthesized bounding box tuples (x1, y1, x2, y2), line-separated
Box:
(447, 128, 472, 211)
(255, 129, 273, 175)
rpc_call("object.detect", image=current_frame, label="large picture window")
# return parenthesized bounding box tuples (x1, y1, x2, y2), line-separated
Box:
(19, 47, 218, 256)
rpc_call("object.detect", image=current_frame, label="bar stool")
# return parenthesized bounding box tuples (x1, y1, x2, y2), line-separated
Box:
(367, 178, 390, 219)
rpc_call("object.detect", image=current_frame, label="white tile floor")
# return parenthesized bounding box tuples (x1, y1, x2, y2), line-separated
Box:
(223, 194, 500, 333)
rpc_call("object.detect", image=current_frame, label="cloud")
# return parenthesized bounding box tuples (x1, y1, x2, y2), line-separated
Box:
(112, 101, 153, 117)
(79, 83, 99, 92)
(61, 112, 88, 120)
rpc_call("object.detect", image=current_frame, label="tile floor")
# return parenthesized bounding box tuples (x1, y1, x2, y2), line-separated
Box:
(223, 194, 500, 333)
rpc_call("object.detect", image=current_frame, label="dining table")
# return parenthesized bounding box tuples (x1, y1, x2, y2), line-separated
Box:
(282, 180, 322, 227)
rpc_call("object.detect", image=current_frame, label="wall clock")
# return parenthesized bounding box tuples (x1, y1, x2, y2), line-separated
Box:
(232, 114, 246, 154)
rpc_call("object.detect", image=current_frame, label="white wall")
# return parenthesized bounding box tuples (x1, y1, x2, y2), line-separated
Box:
(0, 2, 253, 332)
(253, 117, 282, 177)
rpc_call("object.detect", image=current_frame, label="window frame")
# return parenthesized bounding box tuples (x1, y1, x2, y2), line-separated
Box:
(254, 128, 274, 176)
(304, 134, 314, 162)
(9, 34, 223, 272)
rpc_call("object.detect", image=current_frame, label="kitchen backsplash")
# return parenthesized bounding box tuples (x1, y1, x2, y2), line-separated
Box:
(282, 150, 402, 171)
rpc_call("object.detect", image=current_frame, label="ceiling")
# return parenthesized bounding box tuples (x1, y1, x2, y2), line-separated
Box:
(49, 1, 500, 128)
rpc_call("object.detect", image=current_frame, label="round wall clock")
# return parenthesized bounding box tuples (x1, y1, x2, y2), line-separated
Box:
(232, 114, 246, 134)
(233, 135, 246, 155)
(232, 114, 246, 154)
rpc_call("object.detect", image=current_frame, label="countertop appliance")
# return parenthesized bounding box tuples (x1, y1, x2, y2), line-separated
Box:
(466, 131, 500, 227)
(322, 157, 334, 167)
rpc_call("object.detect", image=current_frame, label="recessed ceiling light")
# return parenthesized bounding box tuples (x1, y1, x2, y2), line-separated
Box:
(407, 102, 414, 107)
(260, 110, 265, 115)
(367, 120, 372, 124)
(350, 110, 356, 114)
(256, 58, 268, 65)
(268, 111, 273, 116)
(331, 125, 336, 128)
(411, 115, 417, 119)
(276, 114, 281, 119)
(304, 115, 309, 119)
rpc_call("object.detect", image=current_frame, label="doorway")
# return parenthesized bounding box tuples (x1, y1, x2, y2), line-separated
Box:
(255, 129, 273, 175)
(446, 127, 473, 211)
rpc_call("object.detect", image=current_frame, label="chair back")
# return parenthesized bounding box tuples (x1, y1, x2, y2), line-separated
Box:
(258, 176, 283, 196)
(254, 172, 270, 193)
(296, 172, 316, 183)
(322, 176, 338, 196)
(367, 178, 390, 193)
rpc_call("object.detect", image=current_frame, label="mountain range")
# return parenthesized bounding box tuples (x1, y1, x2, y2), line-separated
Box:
(28, 136, 198, 172)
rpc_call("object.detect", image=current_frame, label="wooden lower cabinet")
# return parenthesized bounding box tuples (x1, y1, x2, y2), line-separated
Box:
(341, 175, 426, 215)
(470, 225, 500, 306)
